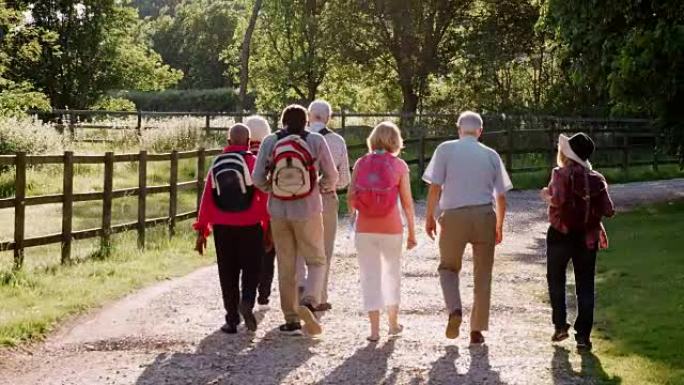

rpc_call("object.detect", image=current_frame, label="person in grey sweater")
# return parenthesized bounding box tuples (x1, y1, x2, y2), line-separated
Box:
(252, 104, 338, 336)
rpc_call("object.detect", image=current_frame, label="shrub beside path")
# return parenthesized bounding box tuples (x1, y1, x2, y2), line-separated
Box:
(1, 179, 683, 385)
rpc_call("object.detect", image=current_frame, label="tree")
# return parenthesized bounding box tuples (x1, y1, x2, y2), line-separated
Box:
(150, 0, 240, 89)
(337, 0, 472, 115)
(0, 4, 50, 114)
(237, 0, 262, 112)
(249, 0, 336, 109)
(6, 1, 181, 109)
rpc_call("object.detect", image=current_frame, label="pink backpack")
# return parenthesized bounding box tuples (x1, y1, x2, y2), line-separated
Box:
(352, 152, 399, 217)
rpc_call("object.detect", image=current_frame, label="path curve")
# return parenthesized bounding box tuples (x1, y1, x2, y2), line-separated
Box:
(2, 179, 683, 385)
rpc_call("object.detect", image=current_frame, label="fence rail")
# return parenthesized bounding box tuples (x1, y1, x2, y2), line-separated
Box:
(3, 111, 679, 270)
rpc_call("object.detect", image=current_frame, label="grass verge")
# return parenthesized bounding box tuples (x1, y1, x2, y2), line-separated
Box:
(591, 200, 684, 385)
(0, 221, 213, 346)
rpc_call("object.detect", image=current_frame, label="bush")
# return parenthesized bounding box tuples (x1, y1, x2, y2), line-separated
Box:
(139, 119, 204, 152)
(0, 118, 68, 155)
(115, 88, 253, 112)
(90, 96, 137, 112)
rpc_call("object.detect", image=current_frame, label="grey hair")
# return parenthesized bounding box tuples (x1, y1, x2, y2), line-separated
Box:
(457, 111, 483, 134)
(308, 99, 332, 122)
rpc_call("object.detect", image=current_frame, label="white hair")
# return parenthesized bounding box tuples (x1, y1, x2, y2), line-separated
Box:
(457, 111, 483, 134)
(308, 99, 332, 122)
(243, 115, 271, 142)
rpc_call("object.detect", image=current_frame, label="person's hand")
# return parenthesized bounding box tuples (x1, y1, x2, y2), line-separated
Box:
(495, 225, 503, 245)
(540, 187, 551, 204)
(195, 233, 207, 255)
(407, 234, 417, 250)
(426, 215, 437, 240)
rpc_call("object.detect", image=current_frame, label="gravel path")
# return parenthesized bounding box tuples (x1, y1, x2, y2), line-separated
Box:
(2, 179, 682, 385)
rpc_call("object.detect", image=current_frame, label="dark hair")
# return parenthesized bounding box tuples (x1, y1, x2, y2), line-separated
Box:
(280, 104, 308, 133)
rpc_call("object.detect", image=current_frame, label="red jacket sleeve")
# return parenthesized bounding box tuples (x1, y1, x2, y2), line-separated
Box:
(193, 172, 214, 238)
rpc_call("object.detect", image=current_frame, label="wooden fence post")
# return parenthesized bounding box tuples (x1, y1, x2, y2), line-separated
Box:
(652, 125, 660, 172)
(61, 151, 74, 265)
(136, 110, 143, 135)
(505, 118, 514, 174)
(196, 148, 206, 210)
(13, 152, 26, 270)
(168, 150, 178, 237)
(622, 133, 630, 172)
(101, 152, 114, 253)
(340, 109, 346, 137)
(137, 150, 147, 249)
(204, 114, 211, 137)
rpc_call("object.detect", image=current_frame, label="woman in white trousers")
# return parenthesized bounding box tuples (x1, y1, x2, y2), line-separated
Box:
(348, 121, 417, 342)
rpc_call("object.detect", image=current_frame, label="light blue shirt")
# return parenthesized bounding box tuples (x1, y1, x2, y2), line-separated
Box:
(422, 136, 512, 210)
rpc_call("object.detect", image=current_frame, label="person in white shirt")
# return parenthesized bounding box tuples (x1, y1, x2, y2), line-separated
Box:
(296, 99, 351, 311)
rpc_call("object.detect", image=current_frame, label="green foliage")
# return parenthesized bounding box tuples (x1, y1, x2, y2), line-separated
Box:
(119, 88, 244, 111)
(5, 1, 181, 109)
(150, 0, 240, 89)
(90, 96, 137, 112)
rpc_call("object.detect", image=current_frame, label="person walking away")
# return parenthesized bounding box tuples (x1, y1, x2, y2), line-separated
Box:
(541, 132, 615, 352)
(252, 104, 339, 336)
(194, 123, 268, 334)
(348, 122, 417, 342)
(295, 100, 351, 311)
(423, 111, 512, 345)
(244, 115, 276, 306)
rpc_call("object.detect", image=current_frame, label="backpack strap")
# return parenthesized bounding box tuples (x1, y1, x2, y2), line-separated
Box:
(276, 129, 309, 140)
(318, 127, 331, 136)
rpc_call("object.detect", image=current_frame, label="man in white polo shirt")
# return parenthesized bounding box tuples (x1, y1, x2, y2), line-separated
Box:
(423, 111, 512, 345)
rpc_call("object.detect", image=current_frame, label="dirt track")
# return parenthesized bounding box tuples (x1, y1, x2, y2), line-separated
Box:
(1, 179, 682, 385)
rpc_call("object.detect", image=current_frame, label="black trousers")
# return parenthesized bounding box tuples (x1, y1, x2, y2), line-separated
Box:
(213, 224, 264, 325)
(258, 248, 276, 302)
(546, 226, 597, 340)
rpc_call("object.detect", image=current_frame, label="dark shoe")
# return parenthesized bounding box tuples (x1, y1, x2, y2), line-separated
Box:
(239, 303, 257, 332)
(220, 323, 238, 334)
(552, 323, 571, 342)
(576, 336, 593, 352)
(470, 331, 485, 345)
(446, 310, 462, 339)
(257, 297, 270, 306)
(315, 303, 332, 312)
(279, 322, 303, 336)
(297, 304, 323, 335)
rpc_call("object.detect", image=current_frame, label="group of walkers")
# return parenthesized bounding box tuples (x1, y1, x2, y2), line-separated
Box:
(194, 101, 615, 352)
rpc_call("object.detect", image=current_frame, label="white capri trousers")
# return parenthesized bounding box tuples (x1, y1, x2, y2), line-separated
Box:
(354, 232, 403, 312)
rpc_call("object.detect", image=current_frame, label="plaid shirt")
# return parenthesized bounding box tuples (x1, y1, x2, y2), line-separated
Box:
(547, 164, 615, 250)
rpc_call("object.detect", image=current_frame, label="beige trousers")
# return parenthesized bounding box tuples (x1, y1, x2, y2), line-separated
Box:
(438, 205, 496, 332)
(271, 214, 326, 323)
(296, 193, 339, 303)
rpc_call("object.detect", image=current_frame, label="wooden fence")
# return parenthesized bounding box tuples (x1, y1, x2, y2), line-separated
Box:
(0, 148, 221, 270)
(2, 112, 678, 270)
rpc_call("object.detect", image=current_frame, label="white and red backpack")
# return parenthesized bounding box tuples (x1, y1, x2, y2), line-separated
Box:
(270, 130, 317, 200)
(352, 151, 399, 217)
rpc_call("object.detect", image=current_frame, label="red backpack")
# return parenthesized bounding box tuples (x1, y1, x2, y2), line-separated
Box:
(352, 152, 399, 217)
(561, 168, 611, 232)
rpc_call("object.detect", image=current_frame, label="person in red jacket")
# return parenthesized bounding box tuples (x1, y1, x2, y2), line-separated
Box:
(194, 123, 268, 334)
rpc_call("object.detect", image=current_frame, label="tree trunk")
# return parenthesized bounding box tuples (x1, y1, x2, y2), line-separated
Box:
(238, 0, 263, 114)
(400, 81, 419, 134)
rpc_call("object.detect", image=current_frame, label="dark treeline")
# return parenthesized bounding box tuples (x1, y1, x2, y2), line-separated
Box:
(1, 0, 682, 143)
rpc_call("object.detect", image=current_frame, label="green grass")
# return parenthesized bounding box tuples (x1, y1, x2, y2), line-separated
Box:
(591, 200, 684, 385)
(0, 223, 213, 346)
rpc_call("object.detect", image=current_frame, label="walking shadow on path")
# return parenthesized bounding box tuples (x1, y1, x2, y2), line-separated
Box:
(136, 326, 318, 385)
(314, 339, 396, 385)
(427, 345, 507, 385)
(552, 345, 621, 385)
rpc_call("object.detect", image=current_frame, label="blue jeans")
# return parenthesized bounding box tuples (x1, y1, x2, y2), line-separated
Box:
(546, 226, 597, 340)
